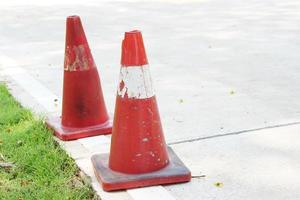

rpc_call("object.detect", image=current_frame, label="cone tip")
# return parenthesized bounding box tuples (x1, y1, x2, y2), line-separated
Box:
(121, 30, 148, 66)
(125, 30, 141, 34)
(64, 15, 94, 71)
(67, 15, 81, 21)
(65, 15, 87, 47)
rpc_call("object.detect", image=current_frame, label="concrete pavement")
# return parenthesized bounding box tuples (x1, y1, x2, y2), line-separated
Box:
(0, 0, 300, 199)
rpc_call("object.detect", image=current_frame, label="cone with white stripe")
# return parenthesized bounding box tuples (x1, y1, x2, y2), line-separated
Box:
(91, 30, 191, 191)
(46, 15, 112, 141)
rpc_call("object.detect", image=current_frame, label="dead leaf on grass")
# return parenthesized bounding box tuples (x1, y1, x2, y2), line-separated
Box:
(0, 162, 14, 170)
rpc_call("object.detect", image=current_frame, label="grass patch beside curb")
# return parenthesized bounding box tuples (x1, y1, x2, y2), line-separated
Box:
(0, 84, 97, 200)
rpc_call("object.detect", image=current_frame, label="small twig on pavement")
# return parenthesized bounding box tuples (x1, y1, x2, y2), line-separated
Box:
(191, 175, 206, 178)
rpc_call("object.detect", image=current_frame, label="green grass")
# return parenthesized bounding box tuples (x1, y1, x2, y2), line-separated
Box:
(0, 84, 97, 200)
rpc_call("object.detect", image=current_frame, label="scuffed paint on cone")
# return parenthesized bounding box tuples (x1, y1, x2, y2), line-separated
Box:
(117, 65, 154, 99)
(91, 30, 191, 191)
(45, 15, 112, 141)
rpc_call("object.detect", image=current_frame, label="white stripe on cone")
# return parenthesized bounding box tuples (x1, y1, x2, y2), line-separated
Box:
(117, 65, 155, 99)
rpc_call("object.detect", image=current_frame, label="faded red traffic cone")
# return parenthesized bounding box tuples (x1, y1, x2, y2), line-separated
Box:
(91, 30, 191, 191)
(46, 15, 112, 141)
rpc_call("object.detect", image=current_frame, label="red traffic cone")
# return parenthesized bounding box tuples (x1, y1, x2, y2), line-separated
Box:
(46, 15, 112, 141)
(91, 30, 191, 191)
